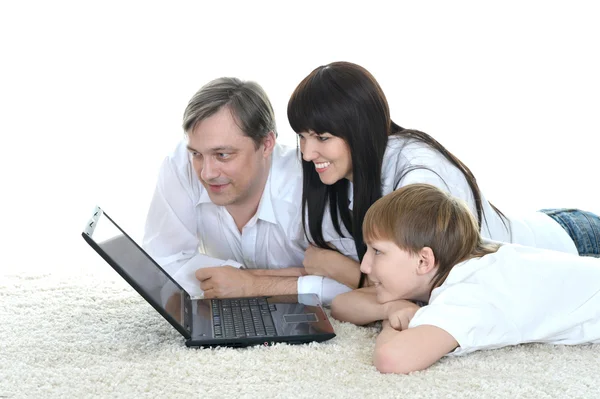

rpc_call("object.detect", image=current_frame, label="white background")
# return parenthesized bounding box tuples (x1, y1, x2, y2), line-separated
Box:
(1, 1, 598, 274)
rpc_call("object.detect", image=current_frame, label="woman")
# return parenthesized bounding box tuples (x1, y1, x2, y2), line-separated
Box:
(287, 61, 600, 290)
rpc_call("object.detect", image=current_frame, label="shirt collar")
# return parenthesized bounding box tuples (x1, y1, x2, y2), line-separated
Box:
(348, 181, 354, 210)
(348, 137, 396, 211)
(255, 173, 277, 224)
(197, 185, 212, 204)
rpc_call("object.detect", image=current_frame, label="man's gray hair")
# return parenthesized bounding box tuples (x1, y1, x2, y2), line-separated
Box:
(183, 77, 277, 148)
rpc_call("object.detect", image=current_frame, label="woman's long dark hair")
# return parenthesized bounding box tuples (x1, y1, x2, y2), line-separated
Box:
(287, 62, 507, 287)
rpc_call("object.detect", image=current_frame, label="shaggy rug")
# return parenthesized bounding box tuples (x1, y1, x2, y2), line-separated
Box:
(1, 269, 599, 398)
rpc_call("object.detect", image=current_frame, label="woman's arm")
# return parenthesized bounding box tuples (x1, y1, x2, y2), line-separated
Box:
(323, 251, 361, 288)
(303, 246, 361, 288)
(373, 321, 458, 374)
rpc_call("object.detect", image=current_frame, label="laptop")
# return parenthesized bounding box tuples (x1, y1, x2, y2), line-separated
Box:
(82, 206, 336, 348)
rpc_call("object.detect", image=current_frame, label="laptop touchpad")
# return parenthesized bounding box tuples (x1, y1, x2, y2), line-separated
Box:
(284, 313, 318, 323)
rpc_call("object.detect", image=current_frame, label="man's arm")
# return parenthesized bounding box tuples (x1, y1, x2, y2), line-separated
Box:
(251, 275, 299, 296)
(248, 267, 307, 277)
(330, 287, 420, 325)
(196, 267, 353, 305)
(373, 321, 458, 374)
(195, 267, 299, 298)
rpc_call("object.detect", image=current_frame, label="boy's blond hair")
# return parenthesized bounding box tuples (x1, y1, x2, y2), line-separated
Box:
(363, 183, 501, 290)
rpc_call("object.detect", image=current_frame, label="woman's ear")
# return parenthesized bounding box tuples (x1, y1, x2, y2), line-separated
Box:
(416, 247, 436, 275)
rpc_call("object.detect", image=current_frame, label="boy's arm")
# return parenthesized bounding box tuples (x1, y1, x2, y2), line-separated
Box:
(330, 287, 420, 325)
(331, 286, 381, 324)
(374, 321, 458, 374)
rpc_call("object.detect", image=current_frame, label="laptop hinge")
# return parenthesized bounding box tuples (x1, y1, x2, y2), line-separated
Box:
(184, 295, 193, 336)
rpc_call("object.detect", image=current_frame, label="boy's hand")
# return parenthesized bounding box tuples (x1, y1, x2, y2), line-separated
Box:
(385, 300, 421, 331)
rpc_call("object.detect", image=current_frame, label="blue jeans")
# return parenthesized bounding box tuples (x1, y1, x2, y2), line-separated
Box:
(539, 208, 600, 257)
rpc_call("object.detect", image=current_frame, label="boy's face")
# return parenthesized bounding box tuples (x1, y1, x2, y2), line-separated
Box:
(360, 239, 422, 303)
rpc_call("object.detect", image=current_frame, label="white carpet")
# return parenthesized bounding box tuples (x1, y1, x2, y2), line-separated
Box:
(2, 270, 599, 399)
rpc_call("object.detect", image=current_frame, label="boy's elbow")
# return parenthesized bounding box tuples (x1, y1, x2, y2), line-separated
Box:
(330, 295, 344, 321)
(330, 293, 358, 323)
(373, 344, 417, 375)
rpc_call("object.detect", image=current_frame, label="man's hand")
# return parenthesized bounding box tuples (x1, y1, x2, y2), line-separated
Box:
(195, 266, 256, 298)
(384, 300, 421, 331)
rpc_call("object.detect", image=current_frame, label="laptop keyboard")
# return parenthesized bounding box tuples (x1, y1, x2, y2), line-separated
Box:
(211, 298, 278, 338)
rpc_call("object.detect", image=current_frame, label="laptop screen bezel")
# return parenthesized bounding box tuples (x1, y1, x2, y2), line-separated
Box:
(82, 206, 193, 340)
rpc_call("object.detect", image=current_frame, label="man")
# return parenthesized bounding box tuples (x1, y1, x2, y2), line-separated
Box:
(143, 77, 349, 305)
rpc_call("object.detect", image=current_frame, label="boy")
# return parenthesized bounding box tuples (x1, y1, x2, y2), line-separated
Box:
(332, 183, 600, 374)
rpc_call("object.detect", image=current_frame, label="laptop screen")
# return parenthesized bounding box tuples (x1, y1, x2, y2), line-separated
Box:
(84, 209, 187, 333)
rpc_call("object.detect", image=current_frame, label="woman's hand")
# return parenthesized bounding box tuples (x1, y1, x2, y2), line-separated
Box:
(303, 244, 362, 288)
(302, 245, 339, 278)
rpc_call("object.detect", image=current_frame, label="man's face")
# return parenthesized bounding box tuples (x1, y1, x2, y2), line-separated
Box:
(187, 106, 272, 208)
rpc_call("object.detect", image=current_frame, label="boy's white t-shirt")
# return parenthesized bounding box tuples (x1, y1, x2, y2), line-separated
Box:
(409, 244, 600, 356)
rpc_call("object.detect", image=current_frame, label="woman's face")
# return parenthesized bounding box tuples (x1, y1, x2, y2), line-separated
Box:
(298, 130, 352, 184)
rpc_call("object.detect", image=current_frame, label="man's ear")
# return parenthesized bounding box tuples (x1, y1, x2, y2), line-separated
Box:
(416, 247, 436, 275)
(261, 131, 276, 158)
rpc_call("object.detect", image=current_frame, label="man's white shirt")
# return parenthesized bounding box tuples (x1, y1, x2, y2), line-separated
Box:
(143, 140, 351, 305)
